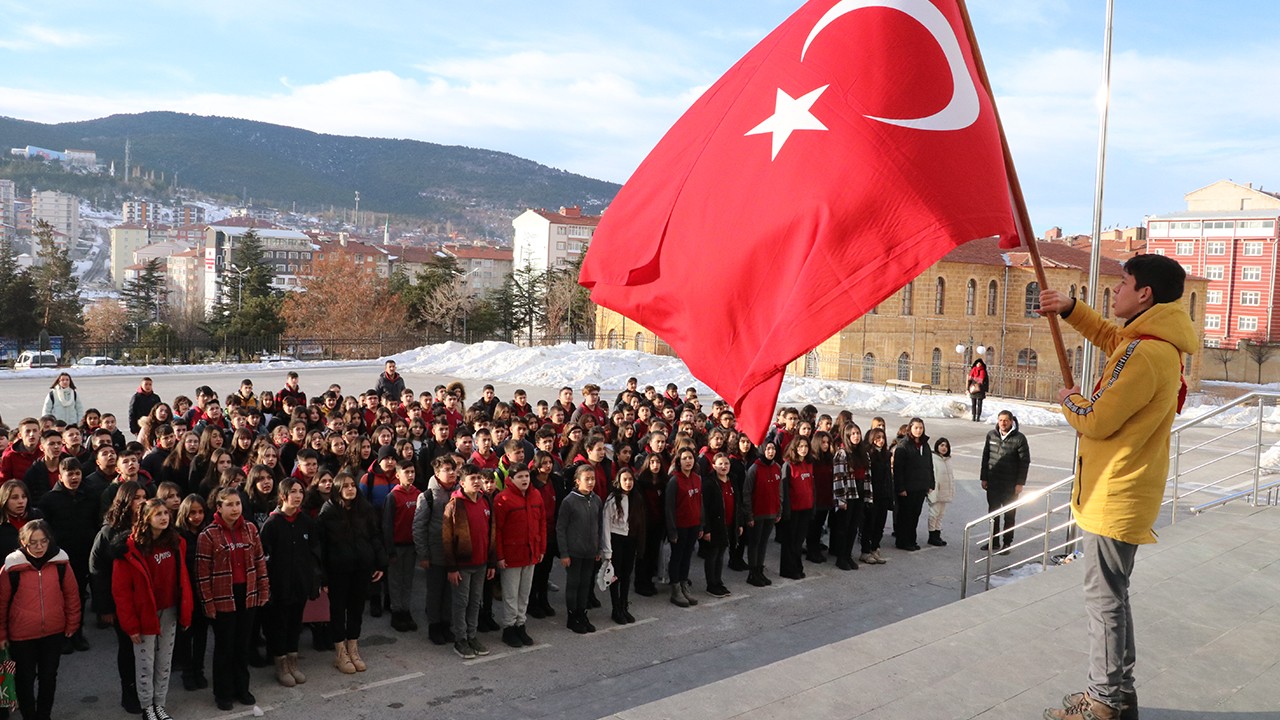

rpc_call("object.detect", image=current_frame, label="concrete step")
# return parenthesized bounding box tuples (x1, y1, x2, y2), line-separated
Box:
(608, 504, 1280, 720)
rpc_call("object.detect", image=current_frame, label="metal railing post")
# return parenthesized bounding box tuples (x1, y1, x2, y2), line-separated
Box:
(960, 525, 971, 599)
(984, 517, 995, 593)
(1253, 396, 1264, 506)
(1171, 431, 1181, 524)
(1042, 492, 1053, 568)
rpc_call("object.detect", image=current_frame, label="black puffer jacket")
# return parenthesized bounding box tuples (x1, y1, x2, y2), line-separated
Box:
(260, 509, 321, 605)
(314, 498, 387, 579)
(892, 435, 935, 494)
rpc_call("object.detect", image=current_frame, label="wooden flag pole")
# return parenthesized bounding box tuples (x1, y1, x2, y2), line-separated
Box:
(955, 0, 1076, 390)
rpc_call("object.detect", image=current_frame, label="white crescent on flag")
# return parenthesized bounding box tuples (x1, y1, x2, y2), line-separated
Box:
(802, 0, 981, 131)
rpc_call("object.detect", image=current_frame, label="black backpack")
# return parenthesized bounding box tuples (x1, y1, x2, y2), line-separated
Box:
(9, 562, 67, 593)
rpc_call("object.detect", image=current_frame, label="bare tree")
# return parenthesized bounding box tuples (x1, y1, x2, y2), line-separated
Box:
(1242, 339, 1279, 384)
(419, 278, 475, 340)
(1208, 345, 1235, 381)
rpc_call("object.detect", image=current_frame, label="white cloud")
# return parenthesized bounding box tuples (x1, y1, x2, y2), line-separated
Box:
(0, 24, 98, 51)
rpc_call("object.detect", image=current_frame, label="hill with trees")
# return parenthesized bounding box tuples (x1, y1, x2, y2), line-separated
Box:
(0, 112, 619, 228)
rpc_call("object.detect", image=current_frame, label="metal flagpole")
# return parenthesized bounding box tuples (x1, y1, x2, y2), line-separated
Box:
(1081, 0, 1117, 394)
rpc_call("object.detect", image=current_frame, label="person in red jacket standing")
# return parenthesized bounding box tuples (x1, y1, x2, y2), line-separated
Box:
(114, 498, 194, 720)
(664, 447, 704, 608)
(0, 519, 80, 720)
(0, 419, 41, 483)
(494, 466, 545, 648)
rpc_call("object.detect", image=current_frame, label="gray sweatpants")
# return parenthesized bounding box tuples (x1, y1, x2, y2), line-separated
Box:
(387, 545, 417, 612)
(1082, 531, 1138, 709)
(134, 606, 178, 708)
(500, 565, 534, 627)
(451, 566, 486, 640)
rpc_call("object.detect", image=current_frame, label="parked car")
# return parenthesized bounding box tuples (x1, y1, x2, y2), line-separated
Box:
(14, 351, 59, 369)
(76, 356, 116, 366)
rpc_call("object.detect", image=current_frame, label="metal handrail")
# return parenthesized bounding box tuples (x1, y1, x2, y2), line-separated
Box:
(960, 390, 1279, 598)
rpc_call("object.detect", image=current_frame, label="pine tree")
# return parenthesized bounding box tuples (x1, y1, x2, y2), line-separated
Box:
(29, 220, 82, 339)
(121, 258, 169, 329)
(206, 230, 284, 340)
(0, 238, 39, 339)
(507, 261, 547, 345)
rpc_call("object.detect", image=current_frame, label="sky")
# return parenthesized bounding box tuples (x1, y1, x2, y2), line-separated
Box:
(1, 0, 1277, 233)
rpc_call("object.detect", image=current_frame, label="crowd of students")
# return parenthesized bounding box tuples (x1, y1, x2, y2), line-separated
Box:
(0, 361, 958, 719)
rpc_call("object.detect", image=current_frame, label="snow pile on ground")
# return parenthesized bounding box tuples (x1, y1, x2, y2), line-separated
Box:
(1262, 441, 1280, 472)
(391, 341, 1071, 426)
(987, 562, 1045, 587)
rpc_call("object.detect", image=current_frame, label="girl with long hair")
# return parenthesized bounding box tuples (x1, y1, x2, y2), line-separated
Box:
(113, 498, 193, 720)
(315, 471, 386, 674)
(259, 478, 320, 687)
(174, 494, 211, 691)
(89, 481, 146, 714)
(601, 466, 644, 624)
(779, 435, 815, 580)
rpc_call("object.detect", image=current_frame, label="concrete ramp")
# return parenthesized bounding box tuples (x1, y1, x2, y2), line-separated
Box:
(607, 504, 1280, 720)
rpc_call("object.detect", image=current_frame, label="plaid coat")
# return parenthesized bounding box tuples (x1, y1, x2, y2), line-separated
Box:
(196, 515, 270, 615)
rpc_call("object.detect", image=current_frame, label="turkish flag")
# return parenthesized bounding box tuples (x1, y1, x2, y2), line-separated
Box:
(580, 0, 1020, 442)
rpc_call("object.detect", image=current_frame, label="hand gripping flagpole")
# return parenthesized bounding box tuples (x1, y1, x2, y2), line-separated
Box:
(954, 0, 1075, 390)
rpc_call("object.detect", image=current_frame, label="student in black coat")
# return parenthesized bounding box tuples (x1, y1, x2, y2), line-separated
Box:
(259, 478, 321, 686)
(37, 458, 98, 652)
(891, 418, 935, 552)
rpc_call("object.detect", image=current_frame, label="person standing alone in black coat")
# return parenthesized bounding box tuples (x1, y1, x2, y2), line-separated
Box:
(979, 411, 1031, 553)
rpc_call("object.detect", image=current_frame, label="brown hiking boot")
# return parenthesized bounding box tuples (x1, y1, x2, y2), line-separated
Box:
(1044, 693, 1120, 720)
(1061, 691, 1138, 720)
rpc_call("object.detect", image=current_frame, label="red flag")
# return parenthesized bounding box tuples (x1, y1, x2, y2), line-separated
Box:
(580, 0, 1020, 442)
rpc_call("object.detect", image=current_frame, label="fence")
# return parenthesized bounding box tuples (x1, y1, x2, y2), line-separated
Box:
(531, 333, 1070, 404)
(63, 334, 427, 365)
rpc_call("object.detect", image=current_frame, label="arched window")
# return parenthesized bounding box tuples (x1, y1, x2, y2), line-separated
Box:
(987, 280, 999, 316)
(1189, 292, 1197, 320)
(1081, 286, 1088, 302)
(1070, 284, 1077, 299)
(930, 347, 942, 385)
(634, 333, 645, 352)
(934, 277, 946, 314)
(897, 352, 911, 381)
(901, 281, 914, 316)
(1015, 347, 1038, 398)
(1024, 282, 1040, 317)
(607, 329, 618, 349)
(965, 279, 977, 316)
(1102, 288, 1111, 318)
(1075, 345, 1084, 377)
(862, 353, 876, 383)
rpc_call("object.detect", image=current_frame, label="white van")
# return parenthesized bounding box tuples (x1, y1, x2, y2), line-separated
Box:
(14, 351, 59, 369)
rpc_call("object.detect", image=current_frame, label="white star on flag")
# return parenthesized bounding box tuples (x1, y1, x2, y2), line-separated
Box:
(745, 85, 829, 160)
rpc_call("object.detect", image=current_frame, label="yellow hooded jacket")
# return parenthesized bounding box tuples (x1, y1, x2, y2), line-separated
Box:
(1061, 301, 1198, 545)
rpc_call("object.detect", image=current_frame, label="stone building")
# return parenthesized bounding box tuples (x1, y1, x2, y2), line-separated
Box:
(595, 238, 1206, 402)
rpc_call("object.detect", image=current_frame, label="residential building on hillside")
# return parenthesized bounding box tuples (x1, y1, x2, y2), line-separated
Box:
(442, 244, 512, 294)
(31, 189, 80, 244)
(110, 223, 170, 288)
(166, 248, 204, 315)
(511, 205, 599, 273)
(596, 238, 1206, 402)
(307, 232, 393, 278)
(202, 222, 315, 312)
(123, 200, 160, 224)
(388, 244, 442, 281)
(174, 204, 206, 227)
(1146, 180, 1280, 347)
(0, 179, 15, 242)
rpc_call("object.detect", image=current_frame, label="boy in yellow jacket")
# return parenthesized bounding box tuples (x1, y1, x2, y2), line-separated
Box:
(1039, 254, 1196, 720)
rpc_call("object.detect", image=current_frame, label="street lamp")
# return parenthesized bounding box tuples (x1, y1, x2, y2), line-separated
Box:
(228, 263, 250, 311)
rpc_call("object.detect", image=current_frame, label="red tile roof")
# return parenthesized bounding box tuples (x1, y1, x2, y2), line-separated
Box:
(529, 207, 601, 227)
(443, 244, 513, 261)
(940, 237, 1125, 275)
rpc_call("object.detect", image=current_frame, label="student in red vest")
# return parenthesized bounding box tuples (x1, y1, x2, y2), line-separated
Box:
(741, 441, 782, 586)
(664, 447, 703, 608)
(383, 461, 421, 633)
(114, 498, 194, 720)
(442, 465, 495, 659)
(779, 435, 815, 580)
